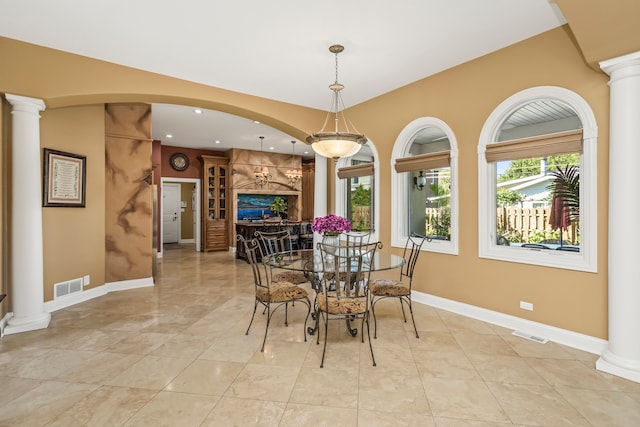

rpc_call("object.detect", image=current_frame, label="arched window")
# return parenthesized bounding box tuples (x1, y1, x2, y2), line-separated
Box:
(335, 143, 379, 242)
(478, 86, 597, 272)
(391, 117, 459, 254)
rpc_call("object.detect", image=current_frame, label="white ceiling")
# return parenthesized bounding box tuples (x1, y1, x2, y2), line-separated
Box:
(0, 0, 566, 157)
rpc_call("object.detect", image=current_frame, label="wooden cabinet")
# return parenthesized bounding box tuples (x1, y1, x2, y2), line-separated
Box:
(201, 155, 229, 251)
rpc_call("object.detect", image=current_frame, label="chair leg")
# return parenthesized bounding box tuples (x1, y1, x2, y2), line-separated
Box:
(284, 302, 289, 326)
(246, 299, 259, 335)
(399, 298, 408, 322)
(365, 311, 376, 367)
(406, 297, 419, 339)
(320, 312, 329, 368)
(302, 299, 311, 343)
(370, 297, 379, 339)
(261, 305, 272, 352)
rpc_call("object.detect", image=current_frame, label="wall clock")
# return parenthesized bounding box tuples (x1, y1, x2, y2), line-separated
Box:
(169, 153, 190, 171)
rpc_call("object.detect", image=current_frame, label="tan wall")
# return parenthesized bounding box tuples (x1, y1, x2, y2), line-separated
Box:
(180, 182, 195, 240)
(350, 26, 609, 338)
(40, 105, 106, 300)
(0, 25, 616, 337)
(556, 0, 640, 67)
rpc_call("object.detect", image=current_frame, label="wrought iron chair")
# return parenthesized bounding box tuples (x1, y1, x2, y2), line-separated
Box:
(254, 230, 308, 285)
(369, 233, 429, 339)
(341, 230, 373, 254)
(237, 234, 311, 352)
(316, 240, 381, 368)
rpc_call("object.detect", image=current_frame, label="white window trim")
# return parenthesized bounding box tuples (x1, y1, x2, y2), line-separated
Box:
(478, 86, 597, 272)
(391, 117, 459, 255)
(335, 140, 380, 244)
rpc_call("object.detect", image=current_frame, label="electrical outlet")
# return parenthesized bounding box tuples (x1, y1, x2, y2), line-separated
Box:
(83, 275, 90, 286)
(520, 301, 533, 311)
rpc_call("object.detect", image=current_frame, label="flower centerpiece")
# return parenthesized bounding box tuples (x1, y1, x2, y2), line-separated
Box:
(312, 214, 351, 236)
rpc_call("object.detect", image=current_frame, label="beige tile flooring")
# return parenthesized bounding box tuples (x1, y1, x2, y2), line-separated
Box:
(1, 244, 640, 426)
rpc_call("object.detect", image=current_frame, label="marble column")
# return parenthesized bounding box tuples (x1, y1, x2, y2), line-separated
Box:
(5, 94, 50, 335)
(597, 51, 640, 383)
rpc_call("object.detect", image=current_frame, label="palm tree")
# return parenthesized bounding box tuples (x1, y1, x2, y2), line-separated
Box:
(547, 165, 580, 223)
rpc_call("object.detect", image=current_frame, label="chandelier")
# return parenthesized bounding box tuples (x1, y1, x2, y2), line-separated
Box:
(305, 44, 367, 159)
(285, 141, 303, 189)
(254, 136, 272, 187)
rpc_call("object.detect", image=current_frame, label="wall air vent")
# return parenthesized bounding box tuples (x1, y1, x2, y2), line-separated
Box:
(54, 278, 83, 299)
(512, 330, 549, 344)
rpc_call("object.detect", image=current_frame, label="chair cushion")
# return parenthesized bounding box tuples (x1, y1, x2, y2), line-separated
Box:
(317, 292, 367, 315)
(273, 270, 308, 284)
(369, 279, 410, 297)
(256, 282, 308, 303)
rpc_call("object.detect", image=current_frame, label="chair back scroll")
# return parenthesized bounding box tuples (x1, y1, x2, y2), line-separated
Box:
(237, 234, 270, 289)
(255, 230, 296, 260)
(318, 241, 381, 299)
(401, 233, 430, 283)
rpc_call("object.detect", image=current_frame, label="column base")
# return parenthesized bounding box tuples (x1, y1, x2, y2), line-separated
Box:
(4, 311, 51, 335)
(596, 349, 640, 383)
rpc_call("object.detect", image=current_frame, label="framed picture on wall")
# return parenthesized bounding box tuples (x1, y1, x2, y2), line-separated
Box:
(43, 148, 87, 207)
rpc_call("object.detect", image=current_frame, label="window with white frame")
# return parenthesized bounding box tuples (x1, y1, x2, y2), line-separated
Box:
(478, 86, 597, 272)
(335, 144, 378, 239)
(391, 118, 458, 254)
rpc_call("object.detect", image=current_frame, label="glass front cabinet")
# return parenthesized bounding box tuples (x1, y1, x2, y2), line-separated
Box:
(201, 155, 229, 251)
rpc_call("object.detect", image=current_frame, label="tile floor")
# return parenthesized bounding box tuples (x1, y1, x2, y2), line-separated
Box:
(1, 244, 639, 426)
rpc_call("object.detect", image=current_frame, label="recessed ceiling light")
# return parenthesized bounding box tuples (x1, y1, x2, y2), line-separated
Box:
(194, 109, 203, 114)
(304, 151, 309, 154)
(214, 140, 220, 144)
(253, 120, 260, 124)
(166, 134, 173, 138)
(269, 146, 275, 150)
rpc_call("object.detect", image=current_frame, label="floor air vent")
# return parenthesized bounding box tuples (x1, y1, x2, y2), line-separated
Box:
(512, 330, 549, 344)
(54, 278, 83, 299)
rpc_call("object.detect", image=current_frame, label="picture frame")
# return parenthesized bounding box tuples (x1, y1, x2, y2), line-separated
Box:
(43, 148, 86, 207)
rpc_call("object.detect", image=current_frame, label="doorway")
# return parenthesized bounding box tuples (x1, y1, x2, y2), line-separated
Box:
(160, 177, 201, 256)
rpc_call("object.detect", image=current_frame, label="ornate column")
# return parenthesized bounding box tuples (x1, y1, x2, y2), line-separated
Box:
(598, 51, 640, 383)
(5, 94, 50, 334)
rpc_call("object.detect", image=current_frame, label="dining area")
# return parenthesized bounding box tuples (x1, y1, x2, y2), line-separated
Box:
(238, 213, 431, 368)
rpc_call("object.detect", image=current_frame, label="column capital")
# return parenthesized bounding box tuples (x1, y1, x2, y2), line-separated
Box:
(600, 51, 640, 77)
(5, 94, 46, 113)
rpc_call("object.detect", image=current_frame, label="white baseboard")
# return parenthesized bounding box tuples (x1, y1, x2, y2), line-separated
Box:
(179, 239, 195, 244)
(412, 290, 607, 356)
(0, 312, 12, 338)
(44, 277, 154, 312)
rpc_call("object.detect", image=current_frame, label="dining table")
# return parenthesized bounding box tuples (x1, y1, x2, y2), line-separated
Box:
(264, 247, 406, 337)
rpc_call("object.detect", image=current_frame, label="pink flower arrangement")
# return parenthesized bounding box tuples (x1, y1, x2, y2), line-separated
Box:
(312, 214, 352, 236)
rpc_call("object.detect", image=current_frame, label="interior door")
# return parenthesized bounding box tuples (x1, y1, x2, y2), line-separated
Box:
(162, 183, 180, 244)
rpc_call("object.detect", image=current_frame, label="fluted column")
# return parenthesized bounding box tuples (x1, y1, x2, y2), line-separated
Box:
(597, 51, 640, 383)
(4, 94, 50, 335)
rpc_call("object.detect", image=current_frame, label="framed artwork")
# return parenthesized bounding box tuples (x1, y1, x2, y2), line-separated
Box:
(43, 148, 86, 207)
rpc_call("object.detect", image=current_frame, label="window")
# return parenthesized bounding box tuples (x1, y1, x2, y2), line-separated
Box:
(391, 118, 459, 254)
(335, 145, 378, 240)
(478, 87, 597, 272)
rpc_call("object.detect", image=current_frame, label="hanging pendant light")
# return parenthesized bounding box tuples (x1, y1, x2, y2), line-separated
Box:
(285, 140, 303, 189)
(254, 136, 272, 187)
(305, 44, 367, 159)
